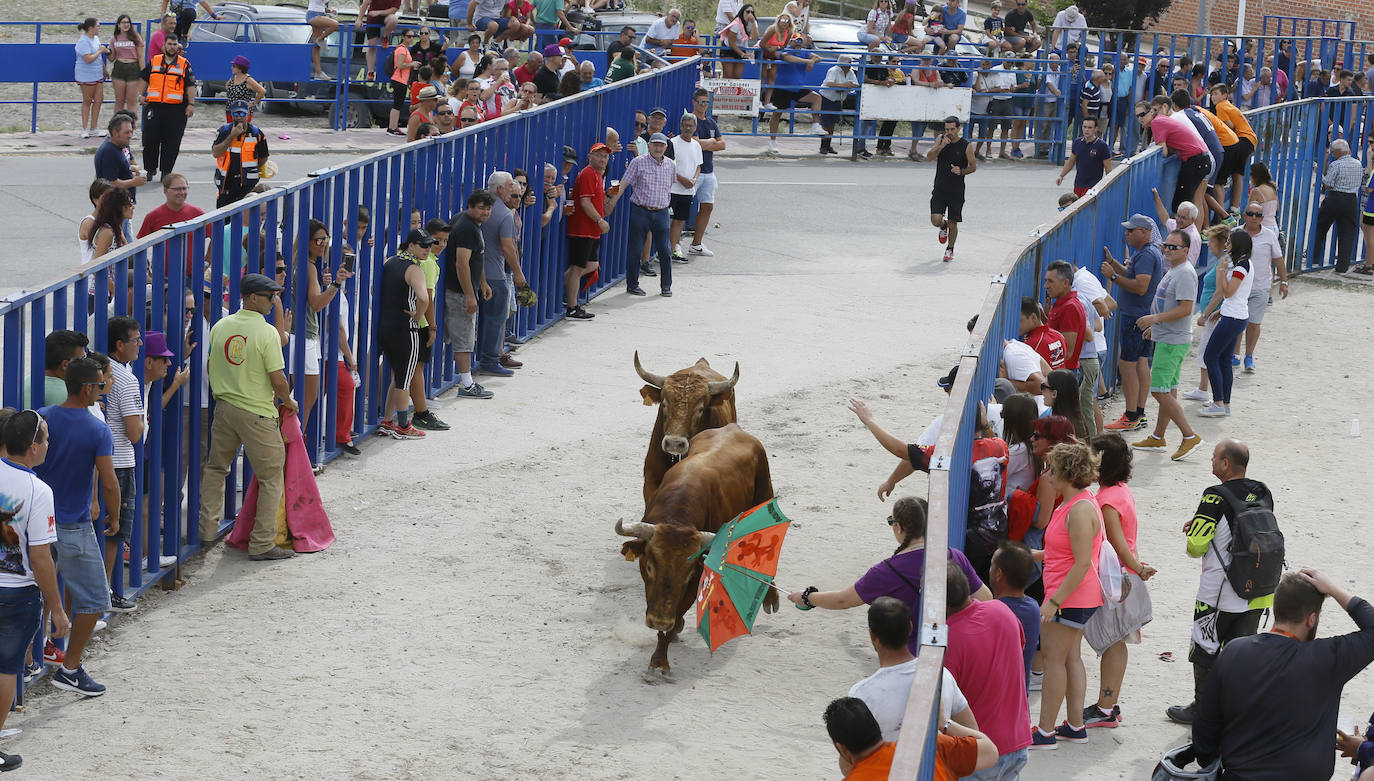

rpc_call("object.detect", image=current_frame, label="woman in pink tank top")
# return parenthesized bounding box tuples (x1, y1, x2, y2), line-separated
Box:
(1031, 441, 1104, 749)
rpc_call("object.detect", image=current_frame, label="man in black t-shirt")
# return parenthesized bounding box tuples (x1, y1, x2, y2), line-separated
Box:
(444, 190, 495, 399)
(925, 116, 976, 263)
(1003, 0, 1041, 52)
(532, 44, 564, 100)
(606, 26, 636, 59)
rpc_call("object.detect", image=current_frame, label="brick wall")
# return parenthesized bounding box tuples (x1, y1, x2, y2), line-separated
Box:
(1147, 0, 1374, 41)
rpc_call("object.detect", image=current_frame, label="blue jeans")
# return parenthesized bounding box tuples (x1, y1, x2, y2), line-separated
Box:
(54, 523, 113, 616)
(477, 276, 511, 367)
(964, 748, 1028, 781)
(626, 204, 673, 292)
(1203, 315, 1247, 404)
(0, 585, 42, 675)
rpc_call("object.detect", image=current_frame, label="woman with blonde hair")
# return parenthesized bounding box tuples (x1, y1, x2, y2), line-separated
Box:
(757, 12, 793, 110)
(1031, 441, 1103, 749)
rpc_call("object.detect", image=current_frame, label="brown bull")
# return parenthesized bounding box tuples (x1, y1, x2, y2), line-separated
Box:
(615, 423, 776, 678)
(635, 351, 739, 509)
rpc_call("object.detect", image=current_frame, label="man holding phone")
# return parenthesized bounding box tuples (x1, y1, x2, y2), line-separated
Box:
(211, 100, 270, 207)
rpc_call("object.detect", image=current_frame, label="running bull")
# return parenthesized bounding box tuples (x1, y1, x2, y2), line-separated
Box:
(615, 423, 776, 678)
(634, 351, 739, 509)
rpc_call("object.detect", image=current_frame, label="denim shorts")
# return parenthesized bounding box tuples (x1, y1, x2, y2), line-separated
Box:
(55, 523, 113, 616)
(1118, 318, 1153, 363)
(109, 466, 136, 544)
(1051, 605, 1099, 630)
(0, 585, 42, 675)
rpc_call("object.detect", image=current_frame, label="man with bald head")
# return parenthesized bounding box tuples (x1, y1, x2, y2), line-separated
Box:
(1167, 438, 1278, 726)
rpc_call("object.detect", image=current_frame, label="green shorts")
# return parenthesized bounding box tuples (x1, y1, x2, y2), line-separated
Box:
(1150, 341, 1190, 393)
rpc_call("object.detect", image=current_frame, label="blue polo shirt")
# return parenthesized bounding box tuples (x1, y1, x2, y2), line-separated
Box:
(34, 404, 114, 527)
(1118, 243, 1164, 317)
(696, 115, 720, 175)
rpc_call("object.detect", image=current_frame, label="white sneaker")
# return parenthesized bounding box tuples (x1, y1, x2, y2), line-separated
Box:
(810, 122, 826, 135)
(158, 554, 178, 568)
(687, 244, 714, 256)
(1181, 388, 1210, 401)
(1198, 403, 1230, 418)
(761, 102, 777, 111)
(94, 619, 107, 632)
(768, 140, 779, 155)
(80, 129, 90, 139)
(1029, 670, 1043, 691)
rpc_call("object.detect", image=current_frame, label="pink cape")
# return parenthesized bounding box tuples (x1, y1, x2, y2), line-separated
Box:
(228, 412, 335, 553)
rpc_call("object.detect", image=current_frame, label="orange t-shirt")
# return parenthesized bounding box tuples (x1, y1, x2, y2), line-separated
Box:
(1212, 99, 1257, 146)
(669, 33, 699, 59)
(934, 734, 980, 781)
(845, 742, 895, 781)
(1197, 107, 1239, 147)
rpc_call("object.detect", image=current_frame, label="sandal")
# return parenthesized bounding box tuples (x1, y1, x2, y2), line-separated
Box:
(1354, 266, 1373, 275)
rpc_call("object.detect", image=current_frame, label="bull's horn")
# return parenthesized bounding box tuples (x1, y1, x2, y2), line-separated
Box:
(697, 531, 716, 549)
(707, 363, 740, 395)
(615, 518, 656, 541)
(634, 351, 666, 388)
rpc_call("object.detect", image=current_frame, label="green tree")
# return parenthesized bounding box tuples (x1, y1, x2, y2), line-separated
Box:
(1073, 0, 1174, 32)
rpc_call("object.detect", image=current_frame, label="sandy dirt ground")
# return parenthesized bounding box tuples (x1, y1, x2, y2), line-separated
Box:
(4, 159, 1373, 780)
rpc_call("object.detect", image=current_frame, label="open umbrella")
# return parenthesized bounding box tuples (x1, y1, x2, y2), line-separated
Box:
(695, 498, 794, 653)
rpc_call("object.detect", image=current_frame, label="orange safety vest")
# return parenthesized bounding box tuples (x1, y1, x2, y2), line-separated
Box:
(146, 54, 188, 104)
(215, 128, 261, 190)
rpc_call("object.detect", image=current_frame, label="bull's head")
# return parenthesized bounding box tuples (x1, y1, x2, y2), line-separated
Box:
(635, 352, 739, 457)
(615, 518, 715, 632)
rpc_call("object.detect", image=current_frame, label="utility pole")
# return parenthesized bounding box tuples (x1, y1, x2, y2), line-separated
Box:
(1195, 0, 1207, 60)
(1235, 0, 1247, 36)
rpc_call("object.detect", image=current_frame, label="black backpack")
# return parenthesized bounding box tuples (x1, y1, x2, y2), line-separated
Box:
(1213, 483, 1284, 600)
(383, 50, 396, 78)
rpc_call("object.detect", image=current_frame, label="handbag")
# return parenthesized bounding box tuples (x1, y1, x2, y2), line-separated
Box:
(1084, 570, 1152, 653)
(1098, 539, 1124, 603)
(1151, 743, 1220, 781)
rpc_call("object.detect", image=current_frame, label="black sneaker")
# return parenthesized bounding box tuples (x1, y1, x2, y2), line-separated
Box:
(627, 286, 647, 296)
(412, 410, 451, 431)
(52, 665, 105, 697)
(672, 252, 689, 264)
(1082, 704, 1120, 728)
(0, 751, 21, 772)
(339, 441, 361, 456)
(1165, 703, 1195, 725)
(109, 594, 137, 613)
(639, 263, 657, 277)
(565, 306, 595, 320)
(858, 150, 874, 160)
(820, 146, 837, 155)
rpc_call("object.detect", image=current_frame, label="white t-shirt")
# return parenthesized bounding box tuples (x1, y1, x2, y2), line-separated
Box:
(916, 415, 942, 448)
(1051, 9, 1087, 48)
(1006, 441, 1034, 493)
(0, 459, 58, 589)
(1002, 339, 1042, 382)
(1245, 225, 1283, 290)
(105, 359, 144, 469)
(820, 64, 857, 102)
(1073, 267, 1109, 356)
(850, 661, 969, 743)
(1218, 258, 1253, 319)
(715, 0, 743, 31)
(669, 136, 703, 195)
(642, 17, 681, 51)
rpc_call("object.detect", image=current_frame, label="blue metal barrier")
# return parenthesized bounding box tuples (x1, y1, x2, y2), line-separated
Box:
(0, 62, 698, 702)
(887, 93, 1374, 780)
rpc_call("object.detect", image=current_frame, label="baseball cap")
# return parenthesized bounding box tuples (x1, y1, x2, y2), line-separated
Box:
(231, 55, 251, 71)
(837, 54, 855, 64)
(993, 378, 1016, 403)
(649, 106, 667, 118)
(144, 331, 175, 358)
(240, 273, 283, 296)
(648, 132, 669, 144)
(228, 100, 252, 118)
(403, 228, 436, 247)
(1121, 213, 1156, 231)
(559, 36, 573, 47)
(542, 43, 563, 57)
(562, 144, 578, 161)
(937, 365, 959, 389)
(588, 142, 610, 154)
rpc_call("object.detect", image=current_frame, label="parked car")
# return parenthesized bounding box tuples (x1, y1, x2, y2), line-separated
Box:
(196, 2, 393, 127)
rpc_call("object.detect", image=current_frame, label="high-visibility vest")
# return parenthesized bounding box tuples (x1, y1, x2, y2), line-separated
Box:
(146, 54, 189, 104)
(215, 128, 261, 191)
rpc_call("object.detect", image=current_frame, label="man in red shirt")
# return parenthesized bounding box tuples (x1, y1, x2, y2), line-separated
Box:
(137, 172, 206, 276)
(512, 51, 542, 85)
(944, 563, 1032, 773)
(1043, 260, 1086, 371)
(1020, 295, 1066, 371)
(563, 143, 623, 319)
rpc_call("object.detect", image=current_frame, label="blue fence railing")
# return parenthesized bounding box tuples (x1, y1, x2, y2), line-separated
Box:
(0, 60, 697, 695)
(888, 94, 1374, 780)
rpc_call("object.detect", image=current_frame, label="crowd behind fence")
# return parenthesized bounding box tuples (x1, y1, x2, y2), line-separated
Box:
(889, 94, 1372, 779)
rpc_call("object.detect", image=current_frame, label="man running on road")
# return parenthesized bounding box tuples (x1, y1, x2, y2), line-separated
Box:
(926, 115, 976, 263)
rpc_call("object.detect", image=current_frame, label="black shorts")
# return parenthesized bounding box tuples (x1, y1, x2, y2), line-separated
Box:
(1364, 212, 1374, 226)
(567, 235, 600, 267)
(415, 325, 433, 364)
(392, 83, 408, 111)
(366, 21, 385, 40)
(771, 88, 814, 109)
(174, 6, 197, 37)
(1216, 137, 1254, 181)
(669, 193, 694, 222)
(930, 187, 965, 222)
(379, 327, 419, 390)
(719, 46, 746, 61)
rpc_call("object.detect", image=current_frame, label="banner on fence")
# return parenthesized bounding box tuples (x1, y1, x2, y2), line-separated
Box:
(859, 85, 972, 121)
(702, 78, 762, 115)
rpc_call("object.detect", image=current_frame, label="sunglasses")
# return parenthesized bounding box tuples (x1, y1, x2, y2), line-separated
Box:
(886, 515, 897, 526)
(184, 306, 197, 314)
(312, 236, 329, 244)
(1030, 432, 1042, 440)
(1040, 383, 1051, 391)
(1161, 242, 1182, 250)
(276, 265, 288, 273)
(635, 121, 647, 127)
(436, 110, 454, 115)
(86, 380, 109, 391)
(18, 409, 45, 445)
(1243, 211, 1262, 217)
(1136, 111, 1150, 118)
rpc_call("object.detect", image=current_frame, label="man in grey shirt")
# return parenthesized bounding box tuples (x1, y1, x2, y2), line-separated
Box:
(1131, 228, 1203, 462)
(476, 171, 528, 376)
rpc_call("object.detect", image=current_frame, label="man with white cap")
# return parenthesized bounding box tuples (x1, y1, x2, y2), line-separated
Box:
(819, 54, 860, 155)
(620, 132, 677, 297)
(1050, 4, 1087, 52)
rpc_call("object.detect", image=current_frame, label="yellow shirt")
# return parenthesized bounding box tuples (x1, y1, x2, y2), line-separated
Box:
(1212, 99, 1257, 147)
(416, 252, 440, 327)
(207, 308, 284, 418)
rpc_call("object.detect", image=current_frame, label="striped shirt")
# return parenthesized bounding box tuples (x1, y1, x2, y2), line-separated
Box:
(621, 153, 675, 210)
(105, 360, 144, 469)
(1323, 154, 1364, 193)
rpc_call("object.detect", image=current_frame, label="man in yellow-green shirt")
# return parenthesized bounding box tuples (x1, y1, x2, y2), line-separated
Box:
(199, 273, 299, 560)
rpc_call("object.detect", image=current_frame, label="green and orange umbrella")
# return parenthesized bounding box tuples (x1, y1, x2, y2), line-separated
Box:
(695, 498, 795, 653)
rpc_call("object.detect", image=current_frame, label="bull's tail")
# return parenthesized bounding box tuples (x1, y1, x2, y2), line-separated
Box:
(753, 445, 775, 507)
